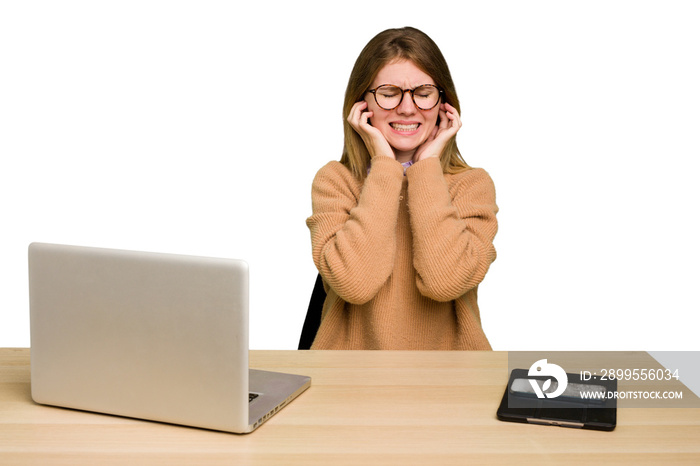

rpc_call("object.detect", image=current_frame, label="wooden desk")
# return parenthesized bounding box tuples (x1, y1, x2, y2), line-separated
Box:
(1, 348, 699, 465)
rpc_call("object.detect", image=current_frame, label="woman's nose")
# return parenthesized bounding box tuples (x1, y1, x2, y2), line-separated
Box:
(396, 90, 417, 115)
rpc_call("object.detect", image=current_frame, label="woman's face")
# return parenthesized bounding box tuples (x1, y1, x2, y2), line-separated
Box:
(365, 60, 441, 162)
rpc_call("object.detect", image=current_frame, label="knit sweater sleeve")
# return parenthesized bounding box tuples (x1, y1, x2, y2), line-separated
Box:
(406, 157, 498, 302)
(306, 157, 405, 304)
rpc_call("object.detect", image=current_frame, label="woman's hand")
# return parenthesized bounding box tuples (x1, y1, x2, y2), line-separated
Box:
(347, 101, 395, 160)
(412, 102, 462, 163)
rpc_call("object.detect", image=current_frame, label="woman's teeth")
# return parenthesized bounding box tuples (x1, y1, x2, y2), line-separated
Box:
(390, 123, 419, 132)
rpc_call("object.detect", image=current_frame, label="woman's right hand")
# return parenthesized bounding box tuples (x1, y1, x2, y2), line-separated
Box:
(347, 101, 395, 160)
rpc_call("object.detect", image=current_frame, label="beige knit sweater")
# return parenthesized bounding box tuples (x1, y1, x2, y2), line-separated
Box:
(306, 156, 498, 350)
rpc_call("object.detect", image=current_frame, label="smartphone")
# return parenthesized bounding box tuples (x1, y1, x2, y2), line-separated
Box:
(496, 369, 617, 431)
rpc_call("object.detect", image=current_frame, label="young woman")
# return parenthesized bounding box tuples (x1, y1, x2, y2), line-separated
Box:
(306, 27, 498, 350)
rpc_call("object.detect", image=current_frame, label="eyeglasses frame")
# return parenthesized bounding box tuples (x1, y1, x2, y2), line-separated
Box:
(366, 84, 444, 111)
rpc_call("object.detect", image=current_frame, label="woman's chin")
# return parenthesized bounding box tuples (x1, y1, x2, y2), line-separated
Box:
(389, 139, 425, 158)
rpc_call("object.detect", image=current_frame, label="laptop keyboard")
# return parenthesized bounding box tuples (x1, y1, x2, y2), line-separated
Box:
(249, 393, 259, 402)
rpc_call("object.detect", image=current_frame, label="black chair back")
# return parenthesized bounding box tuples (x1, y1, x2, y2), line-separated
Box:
(298, 273, 326, 350)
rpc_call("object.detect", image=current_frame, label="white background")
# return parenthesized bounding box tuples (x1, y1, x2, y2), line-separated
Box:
(2, 1, 698, 350)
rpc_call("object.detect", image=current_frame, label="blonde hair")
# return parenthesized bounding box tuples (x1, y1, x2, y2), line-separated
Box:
(340, 27, 470, 180)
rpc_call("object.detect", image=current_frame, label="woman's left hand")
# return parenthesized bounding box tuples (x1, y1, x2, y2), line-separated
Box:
(412, 102, 462, 163)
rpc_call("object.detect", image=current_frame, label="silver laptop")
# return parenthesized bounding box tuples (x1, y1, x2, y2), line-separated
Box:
(28, 242, 310, 433)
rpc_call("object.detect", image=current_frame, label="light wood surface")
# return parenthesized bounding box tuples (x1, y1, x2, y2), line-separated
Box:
(1, 348, 699, 465)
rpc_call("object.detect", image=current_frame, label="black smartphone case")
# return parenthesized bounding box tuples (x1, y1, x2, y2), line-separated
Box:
(497, 368, 617, 431)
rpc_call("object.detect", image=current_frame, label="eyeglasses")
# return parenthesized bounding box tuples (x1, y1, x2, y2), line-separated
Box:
(367, 84, 443, 111)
